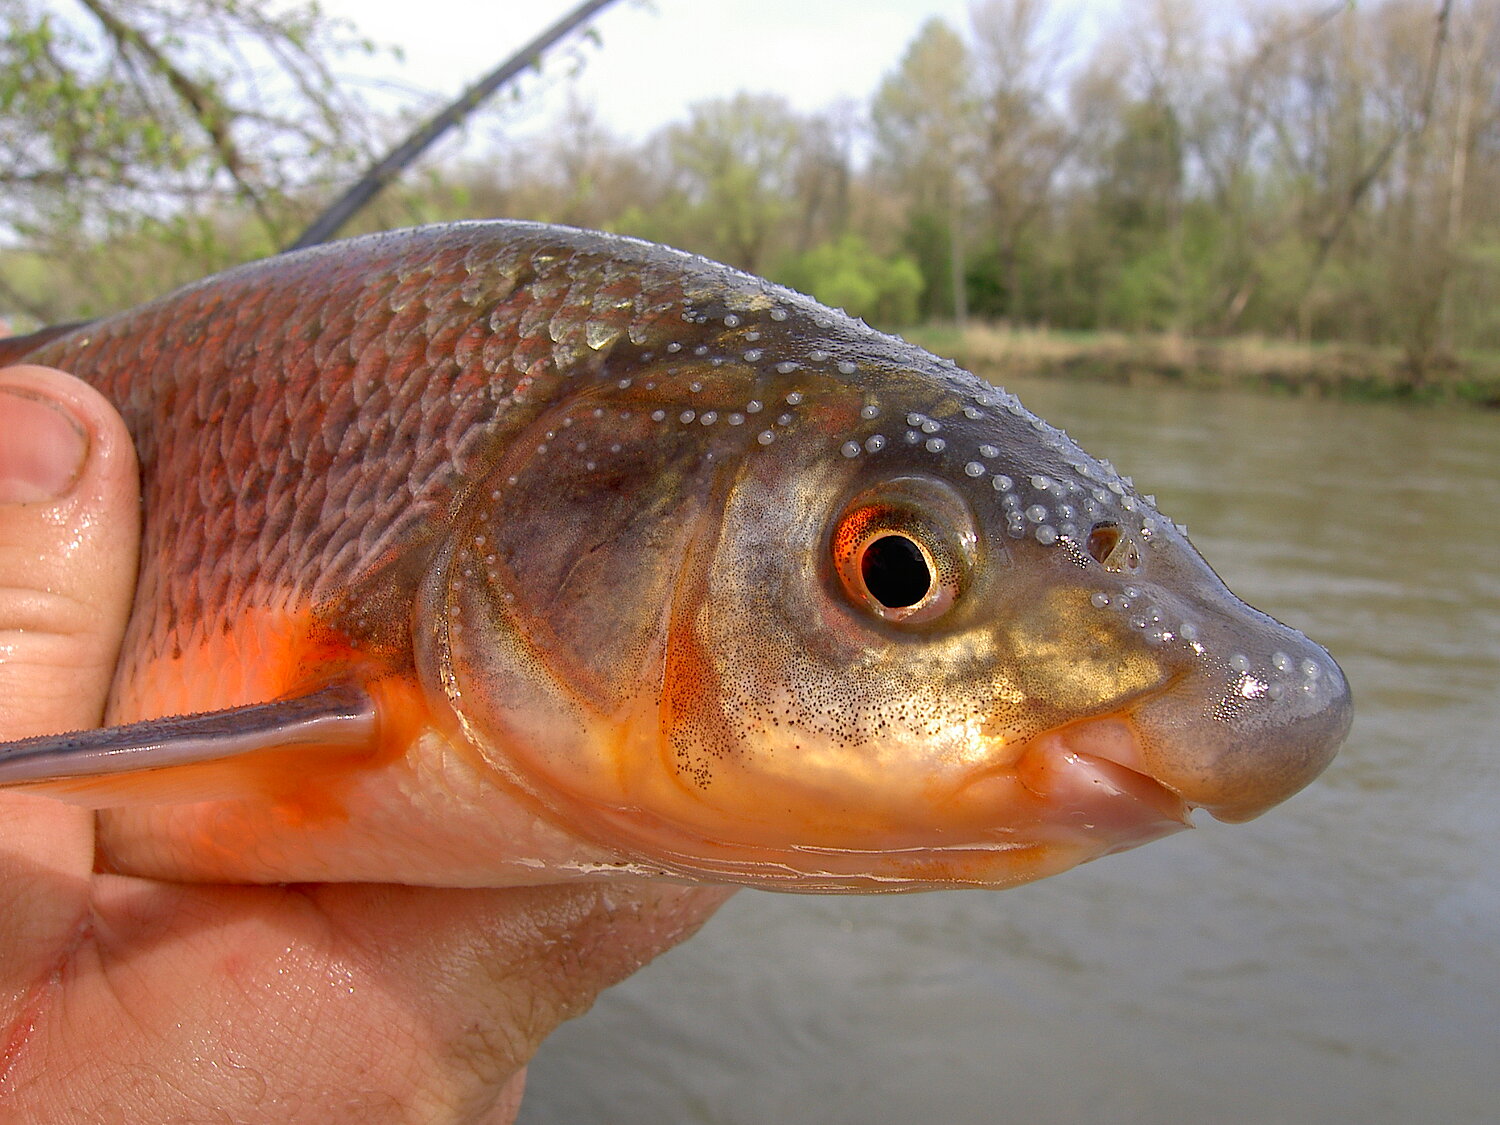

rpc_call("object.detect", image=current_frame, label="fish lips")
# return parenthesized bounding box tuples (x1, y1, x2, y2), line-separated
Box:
(1014, 647, 1352, 837)
(969, 636, 1351, 860)
(1018, 717, 1194, 840)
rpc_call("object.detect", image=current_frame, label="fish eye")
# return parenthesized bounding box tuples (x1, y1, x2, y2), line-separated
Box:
(830, 478, 974, 626)
(1087, 522, 1141, 573)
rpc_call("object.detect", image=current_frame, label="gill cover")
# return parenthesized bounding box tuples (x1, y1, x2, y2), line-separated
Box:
(422, 373, 737, 874)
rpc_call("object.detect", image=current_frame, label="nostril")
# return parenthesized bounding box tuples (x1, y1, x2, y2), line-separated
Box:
(1087, 522, 1141, 572)
(1086, 523, 1120, 563)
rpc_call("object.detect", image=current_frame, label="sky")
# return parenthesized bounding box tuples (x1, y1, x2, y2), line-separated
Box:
(315, 0, 1097, 146)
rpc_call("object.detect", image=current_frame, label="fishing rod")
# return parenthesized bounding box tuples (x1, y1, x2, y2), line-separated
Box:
(285, 0, 622, 252)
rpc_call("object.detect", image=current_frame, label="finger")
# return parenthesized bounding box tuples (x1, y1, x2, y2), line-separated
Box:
(0, 364, 140, 1015)
(0, 364, 140, 738)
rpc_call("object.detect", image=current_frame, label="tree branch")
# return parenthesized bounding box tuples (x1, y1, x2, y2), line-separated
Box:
(285, 0, 622, 251)
(73, 0, 278, 234)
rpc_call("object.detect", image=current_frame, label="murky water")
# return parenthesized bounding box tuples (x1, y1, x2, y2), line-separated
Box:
(520, 379, 1500, 1124)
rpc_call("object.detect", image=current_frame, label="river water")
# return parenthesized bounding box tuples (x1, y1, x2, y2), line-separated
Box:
(519, 377, 1500, 1124)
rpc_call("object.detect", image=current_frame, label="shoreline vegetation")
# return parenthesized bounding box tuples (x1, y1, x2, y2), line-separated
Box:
(910, 324, 1500, 410)
(5, 2, 1499, 418)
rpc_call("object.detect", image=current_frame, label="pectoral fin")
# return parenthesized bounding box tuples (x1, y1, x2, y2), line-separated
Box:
(0, 682, 378, 807)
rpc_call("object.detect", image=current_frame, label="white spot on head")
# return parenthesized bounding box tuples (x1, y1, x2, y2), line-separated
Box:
(964, 462, 985, 477)
(757, 430, 775, 445)
(865, 434, 886, 453)
(841, 441, 861, 458)
(1036, 525, 1058, 545)
(860, 404, 880, 419)
(925, 437, 946, 453)
(785, 392, 804, 405)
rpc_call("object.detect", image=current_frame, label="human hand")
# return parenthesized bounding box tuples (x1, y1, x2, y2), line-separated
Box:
(0, 364, 729, 1123)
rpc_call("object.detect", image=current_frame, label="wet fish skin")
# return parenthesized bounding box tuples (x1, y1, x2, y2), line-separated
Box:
(0, 221, 1351, 891)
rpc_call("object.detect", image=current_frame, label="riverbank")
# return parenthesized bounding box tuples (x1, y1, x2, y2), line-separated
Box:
(907, 324, 1500, 409)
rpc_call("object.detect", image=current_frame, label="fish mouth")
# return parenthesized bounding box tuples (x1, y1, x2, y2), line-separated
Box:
(941, 709, 1194, 872)
(1015, 716, 1194, 851)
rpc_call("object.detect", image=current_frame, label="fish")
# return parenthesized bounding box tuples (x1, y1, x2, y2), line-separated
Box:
(0, 221, 1352, 892)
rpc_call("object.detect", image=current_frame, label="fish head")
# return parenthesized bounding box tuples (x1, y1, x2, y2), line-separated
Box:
(426, 273, 1350, 891)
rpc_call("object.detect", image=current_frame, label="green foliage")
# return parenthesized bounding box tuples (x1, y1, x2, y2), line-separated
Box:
(0, 0, 380, 318)
(645, 93, 805, 271)
(5, 0, 1500, 403)
(774, 235, 924, 329)
(900, 210, 958, 321)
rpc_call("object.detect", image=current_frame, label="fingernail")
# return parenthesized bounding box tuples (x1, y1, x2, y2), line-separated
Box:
(0, 387, 90, 503)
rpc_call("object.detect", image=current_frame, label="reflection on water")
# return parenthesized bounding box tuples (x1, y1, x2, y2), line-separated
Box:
(521, 381, 1500, 1124)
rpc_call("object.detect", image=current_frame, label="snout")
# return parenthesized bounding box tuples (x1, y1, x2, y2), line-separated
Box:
(1129, 613, 1352, 821)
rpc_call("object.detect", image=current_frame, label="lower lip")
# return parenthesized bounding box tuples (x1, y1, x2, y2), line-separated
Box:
(1011, 722, 1193, 851)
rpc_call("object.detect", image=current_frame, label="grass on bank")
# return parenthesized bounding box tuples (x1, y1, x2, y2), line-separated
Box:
(907, 324, 1500, 409)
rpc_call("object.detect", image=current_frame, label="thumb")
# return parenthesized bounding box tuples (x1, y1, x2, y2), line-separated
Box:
(0, 364, 140, 738)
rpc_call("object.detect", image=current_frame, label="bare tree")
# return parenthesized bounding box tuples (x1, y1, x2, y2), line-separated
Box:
(969, 0, 1077, 322)
(871, 18, 979, 324)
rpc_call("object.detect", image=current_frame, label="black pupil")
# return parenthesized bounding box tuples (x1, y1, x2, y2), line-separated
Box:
(861, 535, 933, 609)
